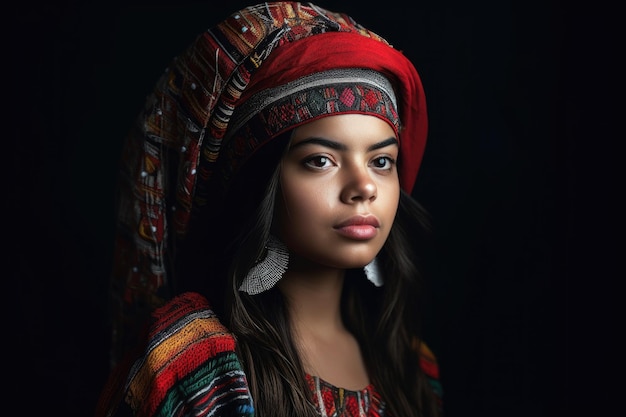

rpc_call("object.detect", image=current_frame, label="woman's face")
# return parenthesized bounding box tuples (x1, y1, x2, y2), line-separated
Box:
(274, 113, 400, 270)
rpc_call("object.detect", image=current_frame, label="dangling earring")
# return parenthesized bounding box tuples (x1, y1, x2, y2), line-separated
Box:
(364, 257, 383, 287)
(239, 235, 289, 295)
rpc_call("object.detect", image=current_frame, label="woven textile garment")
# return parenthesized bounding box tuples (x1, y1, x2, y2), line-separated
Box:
(108, 1, 428, 367)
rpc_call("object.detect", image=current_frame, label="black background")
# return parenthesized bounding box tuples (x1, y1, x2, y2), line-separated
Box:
(9, 0, 618, 415)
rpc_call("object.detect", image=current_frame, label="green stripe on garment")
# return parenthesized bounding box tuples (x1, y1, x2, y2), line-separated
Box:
(155, 351, 254, 417)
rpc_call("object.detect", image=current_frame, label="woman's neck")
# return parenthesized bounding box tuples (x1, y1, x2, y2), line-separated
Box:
(278, 254, 346, 333)
(277, 256, 370, 390)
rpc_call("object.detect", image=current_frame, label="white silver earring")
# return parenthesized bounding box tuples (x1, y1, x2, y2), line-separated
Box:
(364, 257, 383, 287)
(239, 235, 289, 295)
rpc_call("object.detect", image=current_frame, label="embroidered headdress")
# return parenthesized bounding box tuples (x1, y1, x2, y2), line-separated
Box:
(109, 1, 428, 364)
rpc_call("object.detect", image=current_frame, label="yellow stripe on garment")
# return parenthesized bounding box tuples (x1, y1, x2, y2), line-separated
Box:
(127, 315, 233, 408)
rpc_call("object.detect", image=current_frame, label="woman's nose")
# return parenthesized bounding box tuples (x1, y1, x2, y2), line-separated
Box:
(340, 166, 377, 203)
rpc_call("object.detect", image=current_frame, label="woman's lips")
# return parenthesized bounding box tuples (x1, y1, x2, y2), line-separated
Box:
(334, 215, 380, 240)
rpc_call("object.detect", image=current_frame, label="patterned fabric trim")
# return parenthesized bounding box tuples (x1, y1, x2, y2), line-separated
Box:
(227, 68, 399, 139)
(306, 374, 386, 417)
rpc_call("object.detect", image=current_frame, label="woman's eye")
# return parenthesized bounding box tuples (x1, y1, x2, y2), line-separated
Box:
(304, 155, 333, 169)
(371, 156, 395, 170)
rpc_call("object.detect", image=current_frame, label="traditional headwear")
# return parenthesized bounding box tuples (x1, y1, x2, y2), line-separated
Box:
(223, 67, 401, 187)
(109, 1, 428, 364)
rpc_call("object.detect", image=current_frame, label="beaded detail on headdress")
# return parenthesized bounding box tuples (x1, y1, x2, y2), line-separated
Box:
(228, 68, 399, 137)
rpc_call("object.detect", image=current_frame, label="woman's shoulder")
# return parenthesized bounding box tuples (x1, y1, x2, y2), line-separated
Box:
(145, 291, 233, 349)
(97, 292, 254, 417)
(415, 340, 439, 380)
(414, 339, 444, 407)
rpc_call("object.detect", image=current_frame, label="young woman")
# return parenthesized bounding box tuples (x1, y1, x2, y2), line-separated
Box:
(96, 2, 443, 416)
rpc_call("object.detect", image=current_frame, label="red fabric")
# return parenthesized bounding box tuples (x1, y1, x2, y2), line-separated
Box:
(419, 353, 440, 380)
(242, 32, 428, 193)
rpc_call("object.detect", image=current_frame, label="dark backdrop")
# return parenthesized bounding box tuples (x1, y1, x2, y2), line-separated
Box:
(9, 0, 618, 415)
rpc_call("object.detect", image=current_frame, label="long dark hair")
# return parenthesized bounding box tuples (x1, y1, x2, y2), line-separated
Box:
(179, 133, 440, 417)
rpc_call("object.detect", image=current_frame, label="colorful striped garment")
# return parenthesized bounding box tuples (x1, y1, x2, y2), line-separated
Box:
(96, 292, 254, 417)
(96, 292, 442, 417)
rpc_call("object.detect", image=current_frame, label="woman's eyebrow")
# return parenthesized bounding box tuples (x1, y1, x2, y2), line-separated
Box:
(289, 137, 398, 151)
(368, 137, 398, 151)
(289, 137, 346, 151)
